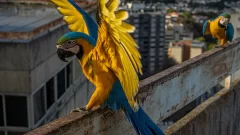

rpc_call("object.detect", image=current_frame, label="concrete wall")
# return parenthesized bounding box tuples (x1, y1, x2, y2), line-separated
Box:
(0, 2, 58, 17)
(0, 1, 97, 93)
(170, 46, 182, 63)
(190, 47, 203, 59)
(0, 23, 69, 93)
(165, 80, 240, 135)
(0, 41, 31, 93)
(30, 24, 69, 92)
(25, 41, 240, 135)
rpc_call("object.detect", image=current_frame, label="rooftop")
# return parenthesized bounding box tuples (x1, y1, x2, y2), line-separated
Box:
(0, 0, 97, 41)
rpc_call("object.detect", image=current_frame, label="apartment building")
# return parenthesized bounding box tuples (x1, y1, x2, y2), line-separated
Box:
(127, 12, 166, 78)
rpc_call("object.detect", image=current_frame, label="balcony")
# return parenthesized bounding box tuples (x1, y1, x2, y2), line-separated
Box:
(24, 41, 240, 135)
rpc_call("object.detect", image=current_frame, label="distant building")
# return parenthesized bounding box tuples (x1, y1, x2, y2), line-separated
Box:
(165, 23, 194, 48)
(168, 40, 206, 63)
(127, 12, 166, 78)
(165, 12, 194, 48)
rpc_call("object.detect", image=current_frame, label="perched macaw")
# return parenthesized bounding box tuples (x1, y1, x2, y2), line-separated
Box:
(202, 12, 234, 47)
(51, 0, 165, 135)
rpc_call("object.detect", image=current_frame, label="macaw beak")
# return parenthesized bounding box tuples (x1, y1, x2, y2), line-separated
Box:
(223, 20, 229, 26)
(57, 48, 75, 62)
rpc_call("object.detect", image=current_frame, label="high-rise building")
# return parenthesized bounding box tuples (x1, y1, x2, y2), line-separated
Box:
(127, 12, 166, 78)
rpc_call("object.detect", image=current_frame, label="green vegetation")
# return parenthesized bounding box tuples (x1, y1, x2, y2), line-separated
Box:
(207, 43, 217, 50)
(166, 8, 176, 14)
(195, 37, 205, 42)
(181, 11, 192, 19)
(194, 36, 218, 51)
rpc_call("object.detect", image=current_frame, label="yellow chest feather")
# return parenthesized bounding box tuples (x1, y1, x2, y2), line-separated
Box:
(210, 18, 226, 39)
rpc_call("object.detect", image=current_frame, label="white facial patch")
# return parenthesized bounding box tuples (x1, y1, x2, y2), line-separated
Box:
(63, 40, 77, 49)
(219, 17, 229, 26)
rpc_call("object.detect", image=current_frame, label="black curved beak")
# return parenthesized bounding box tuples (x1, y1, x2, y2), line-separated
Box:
(57, 48, 75, 62)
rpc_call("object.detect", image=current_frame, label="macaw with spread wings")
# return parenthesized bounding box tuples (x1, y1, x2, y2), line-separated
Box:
(51, 0, 165, 134)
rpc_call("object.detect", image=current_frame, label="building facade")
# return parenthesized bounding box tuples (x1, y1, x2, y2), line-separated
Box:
(0, 2, 96, 135)
(127, 12, 166, 78)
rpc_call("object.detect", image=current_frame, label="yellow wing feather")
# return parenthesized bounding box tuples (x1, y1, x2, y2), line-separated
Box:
(115, 10, 129, 20)
(96, 0, 142, 106)
(51, 0, 142, 107)
(51, 0, 89, 34)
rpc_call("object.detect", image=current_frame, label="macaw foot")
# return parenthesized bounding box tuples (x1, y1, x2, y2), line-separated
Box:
(70, 106, 90, 114)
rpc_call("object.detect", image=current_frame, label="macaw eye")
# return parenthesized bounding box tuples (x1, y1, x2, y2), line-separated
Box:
(67, 41, 72, 44)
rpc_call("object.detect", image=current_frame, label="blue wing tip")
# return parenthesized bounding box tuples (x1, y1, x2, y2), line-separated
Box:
(227, 23, 234, 41)
(67, 0, 98, 40)
(202, 20, 209, 35)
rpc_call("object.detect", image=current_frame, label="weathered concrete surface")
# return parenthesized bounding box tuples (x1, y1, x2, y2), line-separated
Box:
(0, 24, 68, 93)
(25, 41, 240, 135)
(165, 80, 240, 135)
(138, 41, 240, 123)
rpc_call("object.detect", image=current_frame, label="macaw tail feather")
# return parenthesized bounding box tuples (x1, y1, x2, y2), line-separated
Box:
(124, 106, 165, 135)
(102, 80, 165, 135)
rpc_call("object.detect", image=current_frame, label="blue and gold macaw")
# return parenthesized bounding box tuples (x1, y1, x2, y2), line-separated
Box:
(202, 13, 234, 47)
(51, 0, 165, 135)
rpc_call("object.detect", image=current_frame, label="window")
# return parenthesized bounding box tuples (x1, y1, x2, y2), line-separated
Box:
(151, 32, 156, 37)
(8, 132, 26, 135)
(160, 38, 164, 42)
(46, 77, 55, 109)
(160, 23, 165, 27)
(0, 131, 4, 135)
(66, 63, 73, 89)
(159, 42, 165, 46)
(0, 96, 3, 126)
(5, 96, 28, 127)
(150, 57, 155, 62)
(151, 23, 156, 27)
(143, 41, 149, 44)
(150, 38, 156, 42)
(150, 43, 155, 47)
(149, 48, 156, 56)
(33, 87, 45, 124)
(57, 68, 65, 98)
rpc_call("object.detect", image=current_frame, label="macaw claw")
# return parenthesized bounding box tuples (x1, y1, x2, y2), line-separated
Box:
(70, 106, 90, 114)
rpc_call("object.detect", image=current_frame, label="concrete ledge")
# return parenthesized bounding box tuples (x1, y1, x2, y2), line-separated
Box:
(0, 0, 97, 41)
(165, 80, 240, 135)
(0, 17, 64, 40)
